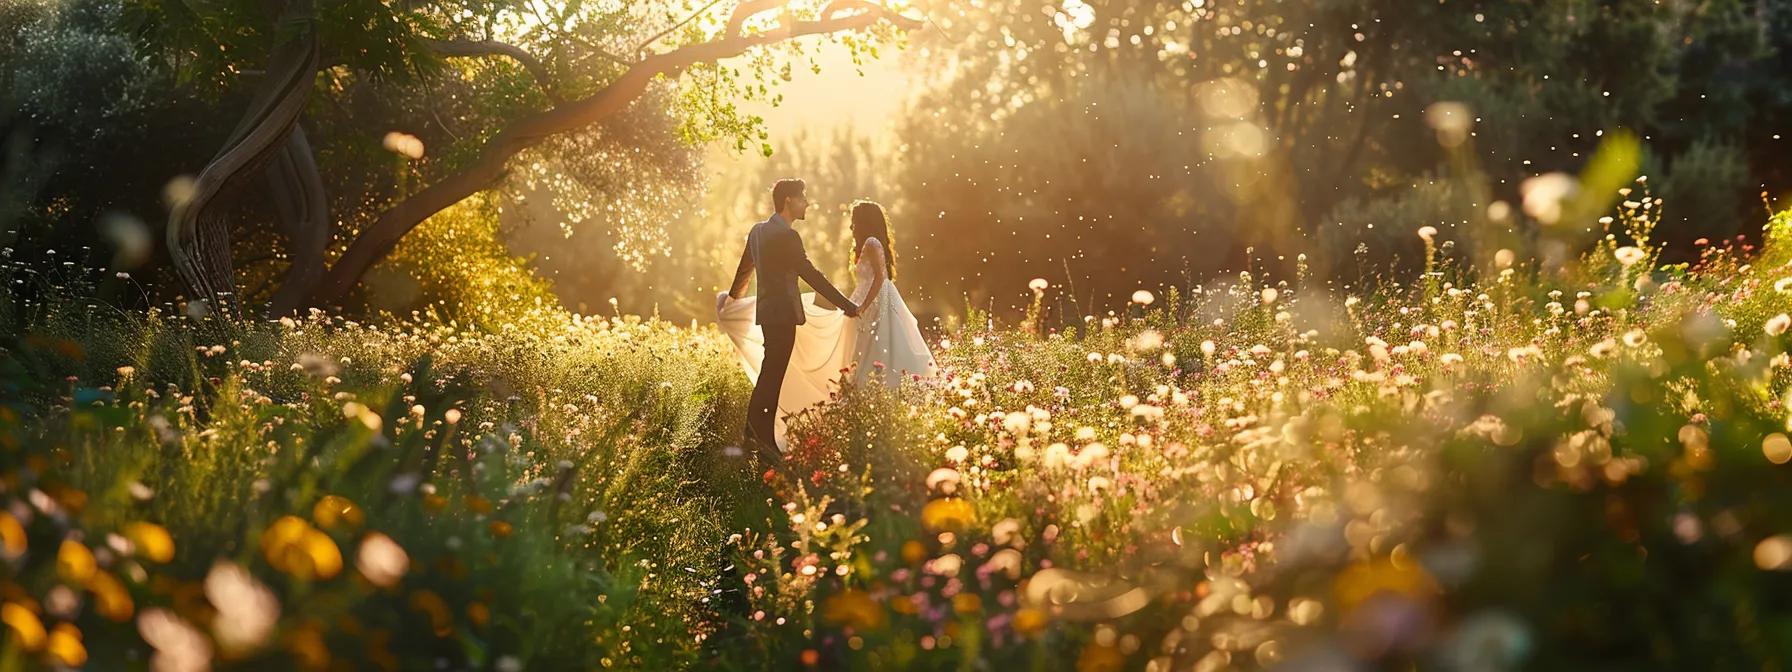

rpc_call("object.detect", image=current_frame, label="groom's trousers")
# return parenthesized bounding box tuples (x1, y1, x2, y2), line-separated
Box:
(748, 323, 798, 452)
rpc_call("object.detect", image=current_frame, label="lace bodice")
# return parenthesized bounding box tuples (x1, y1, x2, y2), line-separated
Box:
(849, 237, 889, 307)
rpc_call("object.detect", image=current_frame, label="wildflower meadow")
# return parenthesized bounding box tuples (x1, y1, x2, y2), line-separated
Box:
(7, 0, 1792, 668)
(2, 190, 1791, 669)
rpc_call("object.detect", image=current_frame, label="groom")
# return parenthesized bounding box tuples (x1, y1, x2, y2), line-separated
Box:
(727, 178, 859, 472)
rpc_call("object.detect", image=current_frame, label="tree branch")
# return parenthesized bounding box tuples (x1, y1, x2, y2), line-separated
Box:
(264, 126, 331, 315)
(422, 38, 563, 103)
(296, 1, 923, 311)
(634, 0, 729, 55)
(725, 0, 792, 39)
(819, 0, 891, 22)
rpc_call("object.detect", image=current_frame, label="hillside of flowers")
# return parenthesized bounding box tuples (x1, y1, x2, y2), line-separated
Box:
(3, 199, 1792, 669)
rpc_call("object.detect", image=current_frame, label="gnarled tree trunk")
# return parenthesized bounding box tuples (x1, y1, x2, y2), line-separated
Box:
(264, 126, 331, 313)
(277, 0, 922, 314)
(166, 21, 318, 318)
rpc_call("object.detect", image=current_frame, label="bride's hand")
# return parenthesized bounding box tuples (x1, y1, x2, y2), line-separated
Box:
(716, 292, 731, 314)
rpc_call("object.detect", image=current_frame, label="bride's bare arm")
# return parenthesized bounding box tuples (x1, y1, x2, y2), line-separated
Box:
(858, 238, 886, 315)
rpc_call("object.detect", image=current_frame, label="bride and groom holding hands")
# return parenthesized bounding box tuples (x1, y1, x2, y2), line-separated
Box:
(716, 178, 935, 474)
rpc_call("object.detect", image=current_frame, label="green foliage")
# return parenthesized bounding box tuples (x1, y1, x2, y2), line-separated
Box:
(5, 0, 155, 144)
(3, 0, 922, 315)
(889, 0, 1792, 312)
(725, 205, 1792, 669)
(0, 0, 217, 286)
(0, 268, 750, 668)
(1320, 176, 1474, 275)
(4, 203, 1792, 669)
(371, 193, 562, 332)
(1653, 140, 1754, 243)
(122, 0, 433, 93)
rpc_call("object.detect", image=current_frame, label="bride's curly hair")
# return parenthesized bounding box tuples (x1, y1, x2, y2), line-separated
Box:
(850, 200, 896, 280)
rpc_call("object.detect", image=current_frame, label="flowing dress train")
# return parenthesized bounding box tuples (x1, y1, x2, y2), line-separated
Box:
(716, 237, 934, 447)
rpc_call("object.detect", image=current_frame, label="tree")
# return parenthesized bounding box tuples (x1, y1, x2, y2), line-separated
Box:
(508, 126, 893, 321)
(122, 0, 922, 317)
(2, 0, 227, 280)
(891, 0, 1787, 310)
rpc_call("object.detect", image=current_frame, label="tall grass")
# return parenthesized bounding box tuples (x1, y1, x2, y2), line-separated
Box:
(1, 198, 1790, 670)
(728, 201, 1792, 670)
(0, 274, 760, 668)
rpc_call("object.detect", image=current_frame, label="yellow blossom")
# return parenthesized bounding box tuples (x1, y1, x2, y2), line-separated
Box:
(56, 540, 96, 583)
(0, 513, 26, 559)
(1333, 558, 1439, 612)
(262, 516, 343, 581)
(1076, 643, 1126, 672)
(1012, 607, 1051, 635)
(921, 498, 975, 533)
(2, 603, 46, 651)
(821, 590, 887, 631)
(125, 522, 175, 563)
(47, 623, 85, 666)
(88, 571, 135, 621)
(901, 540, 928, 565)
(312, 495, 365, 530)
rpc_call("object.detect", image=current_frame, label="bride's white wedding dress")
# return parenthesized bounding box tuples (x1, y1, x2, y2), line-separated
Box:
(716, 237, 935, 447)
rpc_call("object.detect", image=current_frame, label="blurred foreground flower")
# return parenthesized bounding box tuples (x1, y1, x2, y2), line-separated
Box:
(1012, 606, 1051, 635)
(0, 513, 26, 559)
(2, 603, 45, 651)
(312, 495, 365, 530)
(1765, 313, 1790, 336)
(1076, 643, 1125, 672)
(1424, 101, 1473, 147)
(88, 571, 135, 621)
(162, 175, 196, 210)
(1023, 568, 1149, 621)
(382, 131, 425, 160)
(821, 589, 887, 631)
(205, 562, 279, 655)
(1755, 535, 1792, 570)
(1763, 434, 1792, 465)
(356, 532, 410, 588)
(57, 540, 96, 583)
(1334, 558, 1439, 612)
(47, 623, 86, 666)
(138, 608, 213, 672)
(922, 498, 974, 532)
(126, 522, 176, 563)
(1520, 173, 1577, 224)
(261, 516, 343, 580)
(925, 467, 962, 494)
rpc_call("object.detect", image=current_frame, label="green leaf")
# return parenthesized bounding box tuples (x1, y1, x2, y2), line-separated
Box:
(1561, 130, 1642, 231)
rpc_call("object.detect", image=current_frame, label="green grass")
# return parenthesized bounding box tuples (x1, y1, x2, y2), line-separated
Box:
(0, 203, 1790, 670)
(1, 298, 756, 669)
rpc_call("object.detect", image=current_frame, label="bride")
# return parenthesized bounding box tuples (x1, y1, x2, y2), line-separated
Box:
(716, 200, 935, 446)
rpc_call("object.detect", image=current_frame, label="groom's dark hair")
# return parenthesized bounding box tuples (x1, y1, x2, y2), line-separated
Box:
(771, 178, 806, 213)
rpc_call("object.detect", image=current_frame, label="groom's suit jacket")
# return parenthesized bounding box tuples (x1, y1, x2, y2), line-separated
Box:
(729, 214, 854, 326)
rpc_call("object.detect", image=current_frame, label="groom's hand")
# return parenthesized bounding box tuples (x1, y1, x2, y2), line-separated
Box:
(843, 303, 860, 318)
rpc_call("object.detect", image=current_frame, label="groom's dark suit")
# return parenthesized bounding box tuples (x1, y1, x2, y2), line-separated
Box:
(728, 214, 855, 452)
